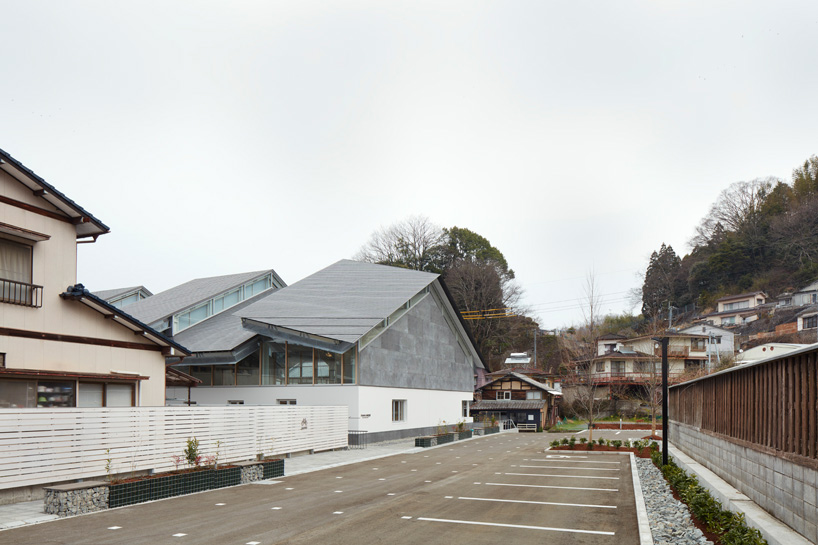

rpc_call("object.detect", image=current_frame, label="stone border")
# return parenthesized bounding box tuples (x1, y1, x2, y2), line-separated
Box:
(629, 452, 653, 545)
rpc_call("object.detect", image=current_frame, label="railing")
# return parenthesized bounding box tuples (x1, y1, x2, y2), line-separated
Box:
(501, 419, 517, 431)
(564, 371, 687, 385)
(655, 346, 689, 358)
(0, 278, 43, 307)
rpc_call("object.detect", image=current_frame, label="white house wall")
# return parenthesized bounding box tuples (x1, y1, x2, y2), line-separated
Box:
(355, 386, 472, 435)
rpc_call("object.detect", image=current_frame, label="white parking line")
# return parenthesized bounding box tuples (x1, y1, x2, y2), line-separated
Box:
(457, 496, 616, 509)
(413, 517, 614, 536)
(505, 472, 619, 480)
(531, 459, 620, 464)
(519, 465, 618, 471)
(486, 482, 618, 492)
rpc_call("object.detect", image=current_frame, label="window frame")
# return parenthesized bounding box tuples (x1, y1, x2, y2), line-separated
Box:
(392, 399, 407, 422)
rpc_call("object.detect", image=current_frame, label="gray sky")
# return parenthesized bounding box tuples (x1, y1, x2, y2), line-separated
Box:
(2, 1, 816, 328)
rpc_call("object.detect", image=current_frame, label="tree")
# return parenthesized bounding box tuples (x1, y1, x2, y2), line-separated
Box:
(641, 243, 683, 319)
(792, 155, 818, 202)
(569, 272, 606, 443)
(354, 215, 444, 272)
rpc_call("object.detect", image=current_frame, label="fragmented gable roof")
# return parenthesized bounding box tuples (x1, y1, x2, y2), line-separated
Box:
(125, 270, 281, 325)
(93, 286, 153, 302)
(0, 147, 110, 239)
(236, 260, 439, 344)
(480, 371, 561, 396)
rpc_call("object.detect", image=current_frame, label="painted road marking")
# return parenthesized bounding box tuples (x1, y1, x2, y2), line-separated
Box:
(334, 490, 343, 493)
(247, 541, 261, 545)
(271, 507, 282, 510)
(333, 511, 344, 515)
(387, 493, 396, 496)
(379, 478, 386, 481)
(486, 482, 618, 492)
(401, 516, 412, 519)
(413, 517, 615, 536)
(519, 465, 619, 471)
(172, 533, 187, 537)
(505, 472, 619, 480)
(534, 458, 618, 463)
(108, 526, 122, 530)
(457, 496, 616, 509)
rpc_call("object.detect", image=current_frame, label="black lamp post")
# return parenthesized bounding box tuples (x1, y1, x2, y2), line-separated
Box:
(652, 336, 669, 466)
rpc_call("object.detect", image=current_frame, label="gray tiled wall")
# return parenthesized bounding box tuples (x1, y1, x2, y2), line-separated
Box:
(670, 423, 818, 543)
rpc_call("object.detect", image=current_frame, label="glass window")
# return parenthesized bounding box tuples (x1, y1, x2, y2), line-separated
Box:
(278, 399, 296, 405)
(342, 348, 356, 384)
(213, 365, 236, 386)
(189, 366, 212, 386)
(236, 351, 260, 386)
(315, 350, 342, 384)
(595, 361, 605, 372)
(462, 400, 469, 418)
(261, 342, 286, 385)
(392, 399, 406, 421)
(526, 390, 543, 400)
(805, 315, 818, 329)
(106, 384, 134, 407)
(0, 380, 36, 408)
(78, 383, 104, 407)
(287, 344, 313, 384)
(0, 238, 32, 283)
(37, 381, 75, 407)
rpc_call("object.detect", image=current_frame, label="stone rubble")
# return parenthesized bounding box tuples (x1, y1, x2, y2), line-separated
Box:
(635, 457, 713, 545)
(44, 486, 109, 517)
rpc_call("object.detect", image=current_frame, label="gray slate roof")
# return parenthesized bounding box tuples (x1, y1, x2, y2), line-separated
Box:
(170, 292, 269, 353)
(126, 270, 275, 325)
(236, 260, 438, 343)
(93, 286, 152, 302)
(471, 400, 548, 410)
(482, 372, 562, 396)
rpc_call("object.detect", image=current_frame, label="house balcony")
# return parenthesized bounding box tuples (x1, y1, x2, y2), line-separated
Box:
(564, 371, 687, 386)
(654, 346, 689, 358)
(1, 278, 43, 307)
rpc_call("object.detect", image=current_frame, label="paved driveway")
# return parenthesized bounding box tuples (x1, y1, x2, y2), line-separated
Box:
(4, 433, 641, 545)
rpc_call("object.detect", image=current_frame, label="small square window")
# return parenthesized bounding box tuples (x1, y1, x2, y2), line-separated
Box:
(277, 399, 296, 405)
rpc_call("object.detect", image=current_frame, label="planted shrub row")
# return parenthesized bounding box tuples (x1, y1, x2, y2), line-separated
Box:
(650, 451, 767, 545)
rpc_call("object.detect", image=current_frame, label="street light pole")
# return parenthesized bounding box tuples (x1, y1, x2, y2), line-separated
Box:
(652, 336, 670, 466)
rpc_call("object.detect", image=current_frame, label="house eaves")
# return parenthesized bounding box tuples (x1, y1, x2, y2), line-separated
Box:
(0, 147, 110, 240)
(60, 284, 191, 356)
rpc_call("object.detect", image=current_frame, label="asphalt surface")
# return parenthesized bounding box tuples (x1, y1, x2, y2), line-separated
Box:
(4, 433, 641, 545)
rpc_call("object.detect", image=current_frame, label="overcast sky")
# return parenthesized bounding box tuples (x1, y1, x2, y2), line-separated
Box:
(2, 1, 816, 328)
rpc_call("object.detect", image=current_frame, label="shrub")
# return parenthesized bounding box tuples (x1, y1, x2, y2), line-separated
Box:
(597, 438, 606, 446)
(184, 437, 200, 468)
(611, 440, 622, 449)
(550, 439, 560, 448)
(579, 437, 587, 444)
(560, 437, 569, 445)
(623, 440, 631, 448)
(568, 436, 577, 447)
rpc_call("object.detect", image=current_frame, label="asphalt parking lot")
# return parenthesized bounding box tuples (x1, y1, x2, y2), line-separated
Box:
(4, 432, 643, 545)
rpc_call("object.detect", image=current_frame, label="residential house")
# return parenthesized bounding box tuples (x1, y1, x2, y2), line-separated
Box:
(470, 371, 561, 428)
(678, 323, 736, 364)
(796, 305, 818, 335)
(0, 148, 189, 408)
(504, 352, 531, 366)
(776, 280, 818, 308)
(126, 260, 485, 442)
(562, 332, 714, 414)
(735, 343, 811, 365)
(699, 291, 769, 326)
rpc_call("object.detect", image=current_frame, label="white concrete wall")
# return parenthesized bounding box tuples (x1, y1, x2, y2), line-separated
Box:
(356, 386, 472, 434)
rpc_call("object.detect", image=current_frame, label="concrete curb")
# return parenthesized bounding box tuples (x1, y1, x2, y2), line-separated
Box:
(668, 444, 812, 545)
(629, 452, 653, 545)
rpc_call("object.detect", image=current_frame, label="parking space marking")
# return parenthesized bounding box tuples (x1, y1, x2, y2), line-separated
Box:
(108, 526, 122, 530)
(532, 458, 619, 464)
(519, 465, 618, 471)
(505, 472, 619, 480)
(412, 517, 615, 536)
(486, 482, 618, 492)
(456, 496, 616, 509)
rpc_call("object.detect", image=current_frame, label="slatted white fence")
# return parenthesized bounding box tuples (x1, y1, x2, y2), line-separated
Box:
(0, 406, 348, 490)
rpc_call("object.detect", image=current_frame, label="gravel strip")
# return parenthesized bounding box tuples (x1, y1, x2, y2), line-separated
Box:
(635, 457, 713, 545)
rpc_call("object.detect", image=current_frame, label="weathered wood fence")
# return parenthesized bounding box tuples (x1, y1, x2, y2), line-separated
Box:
(669, 345, 817, 464)
(0, 405, 348, 490)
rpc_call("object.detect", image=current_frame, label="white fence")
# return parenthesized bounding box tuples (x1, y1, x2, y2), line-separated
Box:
(0, 406, 348, 490)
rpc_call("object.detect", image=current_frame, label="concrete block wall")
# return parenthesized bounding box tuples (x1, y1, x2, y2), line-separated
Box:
(671, 422, 818, 543)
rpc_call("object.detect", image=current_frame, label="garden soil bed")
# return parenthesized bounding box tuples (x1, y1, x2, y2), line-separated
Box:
(592, 422, 657, 430)
(550, 445, 656, 457)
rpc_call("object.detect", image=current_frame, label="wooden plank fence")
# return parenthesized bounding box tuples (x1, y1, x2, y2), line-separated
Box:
(669, 346, 818, 464)
(0, 405, 348, 490)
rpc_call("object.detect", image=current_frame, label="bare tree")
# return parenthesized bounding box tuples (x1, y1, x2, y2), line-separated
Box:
(569, 272, 607, 443)
(691, 177, 776, 247)
(354, 215, 444, 271)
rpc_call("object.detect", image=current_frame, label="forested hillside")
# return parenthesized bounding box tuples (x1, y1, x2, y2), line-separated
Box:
(642, 155, 818, 318)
